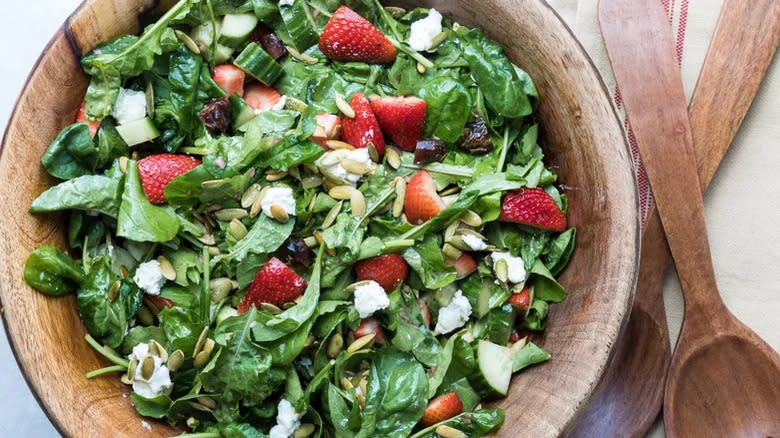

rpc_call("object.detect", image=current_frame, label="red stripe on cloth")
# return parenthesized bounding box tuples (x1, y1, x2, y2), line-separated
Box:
(675, 0, 689, 65)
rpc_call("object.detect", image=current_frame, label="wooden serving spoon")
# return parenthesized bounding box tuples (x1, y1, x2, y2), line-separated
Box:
(571, 1, 780, 436)
(600, 0, 780, 437)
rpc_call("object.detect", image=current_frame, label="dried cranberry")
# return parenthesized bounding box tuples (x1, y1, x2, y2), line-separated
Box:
(200, 98, 232, 134)
(458, 118, 493, 154)
(414, 139, 448, 165)
(249, 23, 288, 60)
(282, 237, 315, 268)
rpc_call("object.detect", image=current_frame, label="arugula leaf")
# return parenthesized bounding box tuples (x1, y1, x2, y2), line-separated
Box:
(402, 234, 456, 290)
(76, 257, 126, 348)
(40, 123, 98, 179)
(117, 161, 180, 242)
(83, 64, 121, 120)
(23, 246, 84, 296)
(30, 175, 120, 217)
(417, 77, 472, 143)
(512, 342, 550, 372)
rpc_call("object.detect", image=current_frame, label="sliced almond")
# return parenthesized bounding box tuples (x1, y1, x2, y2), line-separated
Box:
(329, 185, 356, 200)
(270, 204, 290, 223)
(119, 156, 129, 173)
(241, 184, 262, 208)
(266, 170, 288, 182)
(196, 396, 217, 409)
(347, 333, 375, 353)
(325, 139, 355, 151)
(350, 190, 366, 218)
(392, 177, 407, 218)
(210, 278, 233, 302)
(301, 175, 324, 189)
(435, 425, 468, 438)
(367, 142, 379, 163)
(108, 280, 121, 302)
(193, 327, 209, 359)
(323, 201, 343, 229)
(157, 256, 176, 281)
(386, 148, 401, 170)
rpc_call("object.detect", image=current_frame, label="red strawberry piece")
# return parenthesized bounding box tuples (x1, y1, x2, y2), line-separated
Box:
(342, 92, 386, 156)
(238, 257, 307, 312)
(137, 154, 201, 204)
(355, 253, 408, 292)
(147, 295, 173, 310)
(417, 298, 431, 329)
(444, 253, 478, 280)
(369, 95, 426, 151)
(508, 286, 531, 312)
(508, 329, 522, 344)
(312, 113, 342, 147)
(354, 317, 387, 344)
(244, 83, 282, 113)
(76, 102, 101, 138)
(404, 170, 445, 224)
(212, 64, 246, 98)
(318, 6, 397, 64)
(500, 187, 567, 232)
(420, 392, 464, 427)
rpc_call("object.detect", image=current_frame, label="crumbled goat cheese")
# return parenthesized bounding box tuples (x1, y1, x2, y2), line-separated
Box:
(315, 148, 375, 186)
(408, 9, 443, 51)
(353, 280, 390, 318)
(434, 290, 472, 335)
(133, 260, 166, 296)
(261, 187, 297, 218)
(269, 399, 301, 438)
(491, 252, 526, 283)
(278, 0, 295, 6)
(129, 343, 172, 399)
(461, 234, 488, 251)
(111, 88, 147, 125)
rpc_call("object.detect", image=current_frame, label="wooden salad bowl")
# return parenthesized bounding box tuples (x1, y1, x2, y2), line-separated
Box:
(0, 0, 639, 436)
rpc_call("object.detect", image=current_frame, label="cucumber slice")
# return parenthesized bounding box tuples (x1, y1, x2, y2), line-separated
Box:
(229, 94, 256, 129)
(214, 44, 235, 64)
(115, 117, 159, 146)
(279, 0, 318, 51)
(469, 340, 514, 399)
(190, 22, 222, 51)
(486, 303, 516, 345)
(220, 14, 259, 48)
(234, 43, 283, 86)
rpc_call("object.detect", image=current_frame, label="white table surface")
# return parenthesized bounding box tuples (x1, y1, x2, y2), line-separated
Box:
(1, 2, 777, 437)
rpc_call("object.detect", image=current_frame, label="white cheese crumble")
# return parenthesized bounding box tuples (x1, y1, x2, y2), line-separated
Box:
(111, 88, 147, 125)
(491, 252, 527, 283)
(261, 187, 297, 218)
(434, 290, 472, 335)
(353, 280, 390, 318)
(129, 343, 173, 399)
(278, 0, 295, 6)
(408, 9, 443, 51)
(315, 148, 375, 186)
(133, 260, 166, 296)
(269, 399, 301, 438)
(461, 234, 488, 251)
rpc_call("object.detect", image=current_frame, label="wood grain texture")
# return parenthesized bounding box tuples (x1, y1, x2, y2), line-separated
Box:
(571, 1, 780, 436)
(600, 0, 780, 437)
(0, 1, 639, 437)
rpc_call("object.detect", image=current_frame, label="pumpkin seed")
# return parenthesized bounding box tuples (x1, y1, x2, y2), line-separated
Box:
(355, 391, 366, 408)
(208, 246, 221, 256)
(303, 236, 318, 248)
(263, 303, 282, 314)
(201, 179, 225, 189)
(447, 235, 472, 252)
(241, 184, 262, 208)
(119, 156, 129, 173)
(156, 256, 176, 281)
(141, 356, 155, 380)
(150, 340, 168, 362)
(127, 357, 138, 380)
(456, 228, 488, 241)
(193, 327, 209, 359)
(438, 186, 461, 197)
(340, 376, 354, 391)
(386, 148, 401, 169)
(270, 204, 290, 223)
(327, 333, 344, 359)
(137, 306, 154, 326)
(329, 185, 355, 200)
(289, 166, 301, 180)
(393, 177, 406, 218)
(443, 243, 463, 260)
(250, 197, 263, 218)
(216, 306, 238, 326)
(416, 61, 426, 74)
(335, 94, 355, 118)
(167, 349, 185, 371)
(193, 350, 210, 369)
(120, 265, 129, 279)
(303, 163, 320, 174)
(319, 151, 344, 167)
(427, 31, 448, 50)
(266, 170, 288, 182)
(345, 280, 373, 294)
(229, 218, 248, 240)
(441, 194, 459, 206)
(495, 258, 509, 283)
(210, 278, 233, 302)
(108, 280, 121, 302)
(342, 159, 373, 175)
(301, 175, 324, 189)
(325, 139, 355, 150)
(145, 81, 155, 119)
(435, 425, 468, 438)
(444, 221, 460, 242)
(347, 333, 375, 353)
(367, 142, 379, 162)
(322, 201, 343, 229)
(385, 6, 406, 17)
(215, 208, 248, 222)
(293, 423, 316, 438)
(175, 30, 201, 54)
(120, 373, 133, 385)
(459, 209, 483, 227)
(197, 396, 217, 409)
(285, 96, 308, 112)
(351, 190, 366, 218)
(197, 233, 216, 245)
(187, 401, 212, 412)
(286, 45, 319, 64)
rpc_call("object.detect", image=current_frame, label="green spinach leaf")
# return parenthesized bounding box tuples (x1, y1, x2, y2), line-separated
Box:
(76, 257, 126, 348)
(117, 161, 180, 242)
(30, 175, 120, 216)
(23, 246, 84, 296)
(41, 123, 98, 179)
(417, 77, 471, 143)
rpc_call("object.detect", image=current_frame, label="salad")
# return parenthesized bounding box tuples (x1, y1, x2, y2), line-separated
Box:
(23, 0, 576, 437)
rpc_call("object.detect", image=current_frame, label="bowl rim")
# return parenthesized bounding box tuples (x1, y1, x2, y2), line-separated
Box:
(0, 0, 639, 436)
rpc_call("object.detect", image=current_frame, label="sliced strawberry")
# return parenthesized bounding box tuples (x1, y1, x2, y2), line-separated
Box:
(369, 96, 426, 151)
(420, 392, 464, 427)
(508, 286, 531, 312)
(445, 253, 478, 280)
(238, 257, 307, 312)
(354, 317, 387, 344)
(355, 253, 408, 292)
(212, 64, 246, 98)
(404, 170, 445, 224)
(146, 295, 173, 309)
(319, 6, 396, 64)
(137, 154, 201, 204)
(76, 102, 101, 138)
(341, 92, 386, 156)
(500, 187, 567, 232)
(244, 83, 282, 113)
(312, 114, 342, 147)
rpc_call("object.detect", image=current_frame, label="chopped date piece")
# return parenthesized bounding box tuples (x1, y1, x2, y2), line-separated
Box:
(200, 98, 232, 134)
(283, 237, 315, 268)
(459, 117, 493, 154)
(414, 139, 448, 165)
(249, 23, 288, 60)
